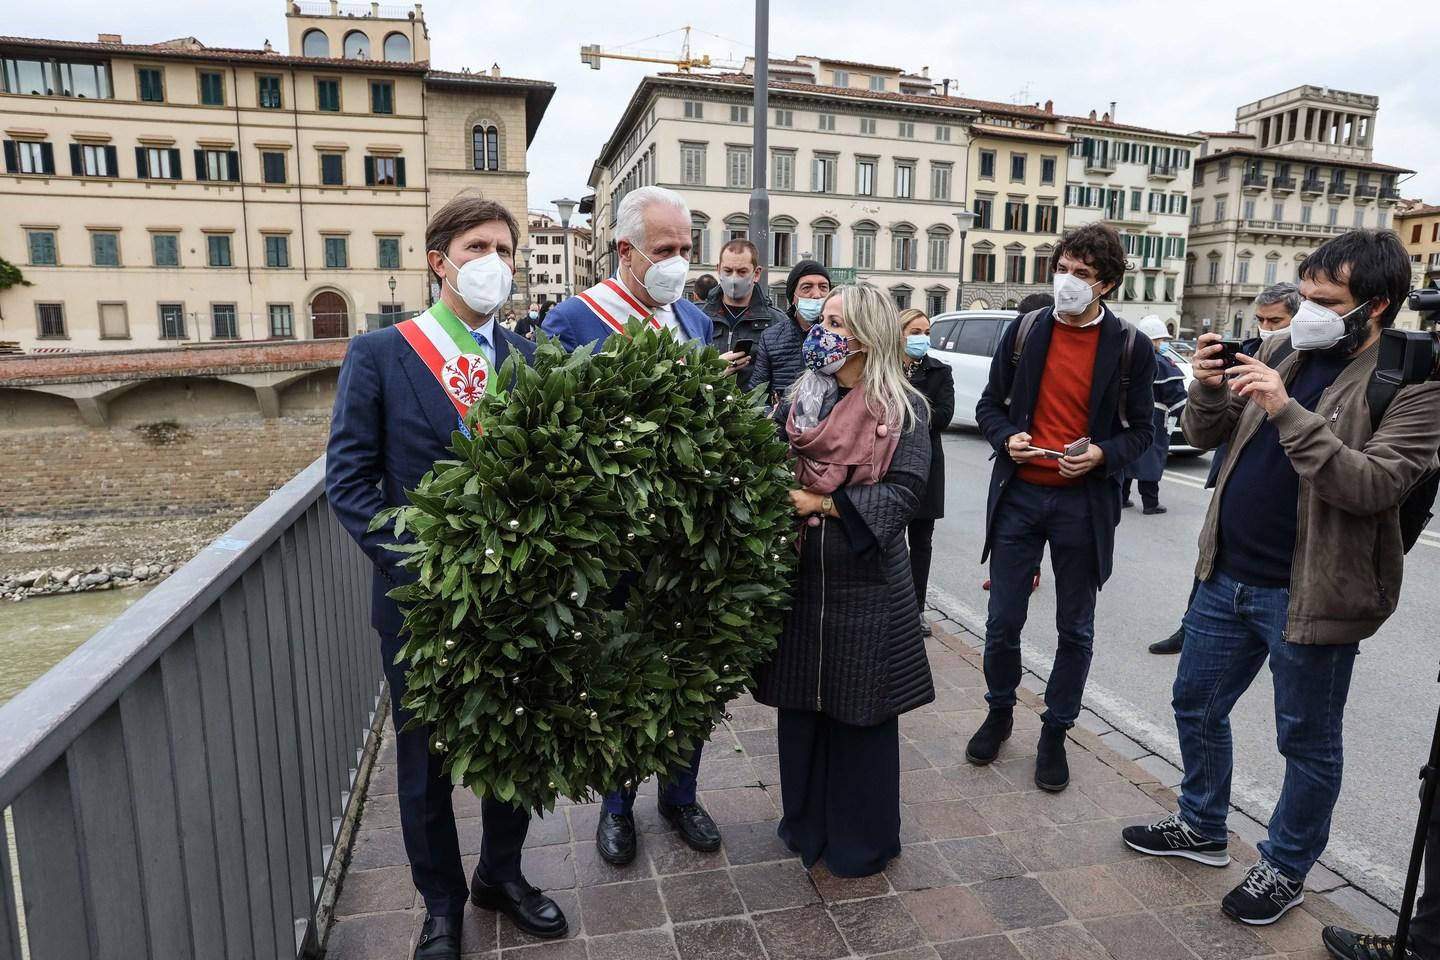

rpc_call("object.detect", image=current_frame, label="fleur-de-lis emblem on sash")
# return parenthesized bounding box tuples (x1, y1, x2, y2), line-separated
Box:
(442, 354, 488, 406)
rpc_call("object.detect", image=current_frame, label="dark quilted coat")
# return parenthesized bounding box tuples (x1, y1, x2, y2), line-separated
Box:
(748, 315, 808, 407)
(754, 396, 936, 727)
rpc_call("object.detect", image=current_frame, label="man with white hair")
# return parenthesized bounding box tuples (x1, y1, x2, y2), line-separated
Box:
(541, 185, 736, 871)
(544, 186, 746, 376)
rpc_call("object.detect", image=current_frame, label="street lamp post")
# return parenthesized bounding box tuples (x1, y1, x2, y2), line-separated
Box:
(553, 197, 578, 298)
(953, 207, 978, 311)
(748, 0, 770, 269)
(387, 274, 397, 317)
(518, 244, 532, 308)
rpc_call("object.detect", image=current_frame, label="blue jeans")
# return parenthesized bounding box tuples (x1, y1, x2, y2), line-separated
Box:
(1174, 572, 1358, 881)
(601, 740, 703, 815)
(984, 480, 1099, 728)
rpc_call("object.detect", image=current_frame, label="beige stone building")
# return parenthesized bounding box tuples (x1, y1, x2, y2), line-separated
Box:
(959, 105, 1073, 312)
(525, 212, 594, 306)
(1396, 200, 1440, 291)
(1182, 85, 1411, 337)
(587, 58, 994, 316)
(1060, 113, 1202, 333)
(0, 2, 552, 352)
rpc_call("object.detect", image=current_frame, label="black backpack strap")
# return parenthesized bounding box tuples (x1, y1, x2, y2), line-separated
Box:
(1003, 308, 1047, 407)
(1367, 372, 1400, 434)
(1118, 321, 1139, 430)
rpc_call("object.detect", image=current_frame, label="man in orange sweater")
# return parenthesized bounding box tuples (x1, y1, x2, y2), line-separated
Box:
(965, 224, 1156, 792)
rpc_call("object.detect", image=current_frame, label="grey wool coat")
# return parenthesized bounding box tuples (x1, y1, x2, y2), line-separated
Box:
(754, 392, 936, 726)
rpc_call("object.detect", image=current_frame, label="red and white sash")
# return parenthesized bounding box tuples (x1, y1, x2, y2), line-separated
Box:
(575, 278, 662, 337)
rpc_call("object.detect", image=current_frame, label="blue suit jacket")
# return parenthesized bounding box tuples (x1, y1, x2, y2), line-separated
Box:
(541, 286, 714, 351)
(973, 305, 1156, 588)
(325, 320, 537, 637)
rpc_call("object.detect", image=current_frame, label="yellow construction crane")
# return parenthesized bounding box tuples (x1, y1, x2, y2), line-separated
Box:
(581, 26, 713, 73)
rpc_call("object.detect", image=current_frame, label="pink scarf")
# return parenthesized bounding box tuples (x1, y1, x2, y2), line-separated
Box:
(786, 388, 900, 494)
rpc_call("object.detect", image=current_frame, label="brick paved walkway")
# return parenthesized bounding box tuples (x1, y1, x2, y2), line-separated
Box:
(323, 614, 1376, 960)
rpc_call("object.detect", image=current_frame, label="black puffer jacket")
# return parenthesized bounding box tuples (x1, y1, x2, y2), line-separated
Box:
(748, 315, 808, 406)
(754, 393, 936, 726)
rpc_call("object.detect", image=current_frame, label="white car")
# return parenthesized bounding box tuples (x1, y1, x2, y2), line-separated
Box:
(926, 309, 1019, 428)
(1161, 342, 1202, 456)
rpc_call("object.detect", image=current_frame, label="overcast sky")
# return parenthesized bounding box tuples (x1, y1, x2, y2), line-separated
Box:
(14, 1, 1440, 224)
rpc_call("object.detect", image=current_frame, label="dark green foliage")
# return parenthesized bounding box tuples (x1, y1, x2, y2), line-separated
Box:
(373, 322, 797, 812)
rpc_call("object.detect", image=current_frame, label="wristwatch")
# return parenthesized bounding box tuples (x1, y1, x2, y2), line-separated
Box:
(820, 495, 834, 516)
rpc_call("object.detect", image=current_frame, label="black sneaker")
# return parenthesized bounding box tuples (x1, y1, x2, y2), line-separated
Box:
(1121, 812, 1231, 866)
(1222, 859, 1304, 925)
(1148, 627, 1185, 655)
(1322, 925, 1416, 959)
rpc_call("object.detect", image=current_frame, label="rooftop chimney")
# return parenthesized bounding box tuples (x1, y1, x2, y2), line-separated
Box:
(97, 33, 122, 44)
(1044, 99, 1053, 114)
(1109, 100, 1117, 122)
(921, 65, 929, 78)
(490, 62, 501, 78)
(1088, 109, 1097, 121)
(263, 38, 274, 53)
(1102, 112, 1110, 123)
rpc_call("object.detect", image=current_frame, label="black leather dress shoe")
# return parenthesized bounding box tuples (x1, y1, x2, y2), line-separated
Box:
(469, 872, 567, 940)
(1149, 626, 1185, 655)
(657, 799, 722, 852)
(414, 913, 461, 960)
(595, 810, 637, 865)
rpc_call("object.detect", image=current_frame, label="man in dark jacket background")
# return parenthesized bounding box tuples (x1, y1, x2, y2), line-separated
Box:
(964, 223, 1156, 794)
(749, 260, 830, 407)
(701, 239, 787, 376)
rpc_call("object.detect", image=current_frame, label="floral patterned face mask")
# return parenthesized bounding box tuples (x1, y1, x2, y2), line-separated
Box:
(802, 324, 853, 375)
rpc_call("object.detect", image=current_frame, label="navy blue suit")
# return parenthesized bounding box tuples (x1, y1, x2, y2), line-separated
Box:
(974, 306, 1155, 728)
(326, 318, 537, 917)
(541, 285, 710, 816)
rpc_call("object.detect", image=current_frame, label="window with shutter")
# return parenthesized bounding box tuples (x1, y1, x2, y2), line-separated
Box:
(321, 153, 344, 185)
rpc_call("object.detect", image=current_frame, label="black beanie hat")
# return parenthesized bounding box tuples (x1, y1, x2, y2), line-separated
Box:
(784, 260, 831, 316)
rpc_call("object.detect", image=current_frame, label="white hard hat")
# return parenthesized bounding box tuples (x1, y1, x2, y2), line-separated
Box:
(1136, 315, 1171, 341)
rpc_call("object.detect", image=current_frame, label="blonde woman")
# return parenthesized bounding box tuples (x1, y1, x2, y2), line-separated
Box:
(754, 282, 936, 878)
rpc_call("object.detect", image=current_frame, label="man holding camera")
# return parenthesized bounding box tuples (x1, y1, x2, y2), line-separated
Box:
(1123, 230, 1440, 927)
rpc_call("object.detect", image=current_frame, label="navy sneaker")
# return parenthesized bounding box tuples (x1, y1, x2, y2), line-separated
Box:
(1122, 812, 1231, 866)
(1322, 926, 1416, 959)
(1222, 859, 1304, 925)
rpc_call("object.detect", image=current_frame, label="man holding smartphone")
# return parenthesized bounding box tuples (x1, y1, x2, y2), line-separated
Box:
(698, 238, 787, 388)
(966, 224, 1156, 792)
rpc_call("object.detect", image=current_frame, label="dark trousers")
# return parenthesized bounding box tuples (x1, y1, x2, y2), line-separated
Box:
(601, 741, 703, 815)
(1410, 788, 1440, 957)
(1122, 478, 1160, 509)
(381, 632, 529, 917)
(983, 480, 1099, 728)
(907, 517, 936, 607)
(776, 708, 900, 878)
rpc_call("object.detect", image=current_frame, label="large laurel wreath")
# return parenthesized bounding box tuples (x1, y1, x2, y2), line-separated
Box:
(375, 321, 798, 812)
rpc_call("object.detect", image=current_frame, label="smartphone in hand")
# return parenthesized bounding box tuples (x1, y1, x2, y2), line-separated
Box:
(1217, 340, 1244, 370)
(733, 338, 755, 358)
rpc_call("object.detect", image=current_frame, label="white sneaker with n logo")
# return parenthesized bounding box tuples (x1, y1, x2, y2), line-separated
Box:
(1121, 812, 1231, 866)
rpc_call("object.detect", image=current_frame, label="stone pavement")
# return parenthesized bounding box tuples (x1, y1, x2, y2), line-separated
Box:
(322, 612, 1376, 960)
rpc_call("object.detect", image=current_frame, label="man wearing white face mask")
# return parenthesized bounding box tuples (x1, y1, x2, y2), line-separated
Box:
(327, 196, 567, 958)
(968, 223, 1156, 795)
(1124, 230, 1440, 928)
(544, 186, 749, 379)
(542, 184, 737, 870)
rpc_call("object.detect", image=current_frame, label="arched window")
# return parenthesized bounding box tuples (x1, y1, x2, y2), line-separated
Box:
(925, 224, 952, 273)
(890, 284, 913, 310)
(302, 29, 330, 58)
(891, 223, 917, 273)
(853, 220, 878, 270)
(343, 31, 371, 60)
(723, 213, 749, 243)
(472, 125, 499, 171)
(382, 32, 412, 62)
(811, 217, 838, 268)
(770, 215, 797, 269)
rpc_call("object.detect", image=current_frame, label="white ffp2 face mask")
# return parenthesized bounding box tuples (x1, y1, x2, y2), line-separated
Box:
(1053, 273, 1102, 316)
(1258, 326, 1286, 340)
(1289, 299, 1368, 352)
(630, 247, 690, 306)
(444, 252, 513, 318)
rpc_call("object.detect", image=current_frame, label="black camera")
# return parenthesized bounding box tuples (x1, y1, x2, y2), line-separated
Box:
(1375, 286, 1440, 385)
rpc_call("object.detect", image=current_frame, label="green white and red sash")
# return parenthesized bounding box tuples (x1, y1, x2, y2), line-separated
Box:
(575, 278, 662, 337)
(395, 302, 497, 417)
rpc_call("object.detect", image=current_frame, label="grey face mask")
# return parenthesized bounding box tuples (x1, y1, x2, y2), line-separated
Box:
(719, 275, 755, 300)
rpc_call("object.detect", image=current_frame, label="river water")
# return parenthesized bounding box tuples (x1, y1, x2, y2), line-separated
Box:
(0, 586, 154, 706)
